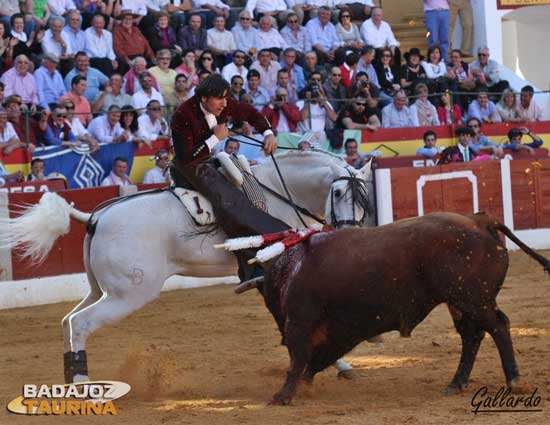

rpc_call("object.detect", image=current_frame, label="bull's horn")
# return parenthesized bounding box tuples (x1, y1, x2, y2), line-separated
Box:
(234, 276, 263, 294)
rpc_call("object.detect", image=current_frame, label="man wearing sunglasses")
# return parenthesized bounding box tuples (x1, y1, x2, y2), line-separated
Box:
(221, 50, 249, 84)
(171, 74, 289, 282)
(336, 95, 380, 131)
(469, 47, 510, 101)
(143, 148, 172, 184)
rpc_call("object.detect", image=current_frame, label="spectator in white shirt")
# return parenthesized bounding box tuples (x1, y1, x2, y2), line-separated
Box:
(244, 0, 292, 28)
(250, 49, 281, 93)
(101, 156, 133, 187)
(518, 85, 544, 122)
(296, 81, 337, 132)
(137, 99, 170, 143)
(381, 89, 419, 128)
(0, 106, 25, 155)
(47, 0, 76, 17)
(85, 14, 118, 77)
(143, 148, 171, 184)
(221, 50, 249, 84)
(61, 98, 100, 152)
(360, 7, 401, 64)
(256, 15, 288, 57)
(88, 105, 129, 144)
(132, 71, 164, 113)
(190, 0, 229, 30)
(206, 16, 236, 70)
(41, 17, 73, 62)
(231, 10, 258, 56)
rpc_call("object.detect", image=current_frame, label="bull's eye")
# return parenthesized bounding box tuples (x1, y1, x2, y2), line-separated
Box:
(334, 189, 342, 198)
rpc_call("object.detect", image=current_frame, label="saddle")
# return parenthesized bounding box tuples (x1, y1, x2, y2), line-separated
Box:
(173, 152, 267, 226)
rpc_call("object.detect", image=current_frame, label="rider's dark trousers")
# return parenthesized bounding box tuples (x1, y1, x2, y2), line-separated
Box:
(175, 158, 291, 281)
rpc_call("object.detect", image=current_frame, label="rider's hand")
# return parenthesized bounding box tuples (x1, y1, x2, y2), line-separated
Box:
(213, 124, 229, 140)
(263, 134, 278, 155)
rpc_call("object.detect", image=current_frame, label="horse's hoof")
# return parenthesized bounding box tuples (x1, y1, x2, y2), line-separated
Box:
(367, 335, 384, 343)
(337, 369, 359, 381)
(509, 378, 535, 394)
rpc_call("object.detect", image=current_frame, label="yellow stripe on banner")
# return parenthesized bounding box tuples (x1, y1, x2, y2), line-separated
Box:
(358, 137, 456, 157)
(5, 163, 30, 176)
(130, 154, 158, 184)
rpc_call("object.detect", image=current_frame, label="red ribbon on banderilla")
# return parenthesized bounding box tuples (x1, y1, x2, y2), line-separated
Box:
(214, 227, 329, 264)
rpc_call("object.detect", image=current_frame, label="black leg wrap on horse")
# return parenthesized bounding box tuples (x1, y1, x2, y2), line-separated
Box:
(64, 350, 88, 383)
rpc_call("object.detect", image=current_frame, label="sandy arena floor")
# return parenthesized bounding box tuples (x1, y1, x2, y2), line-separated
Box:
(1, 251, 550, 425)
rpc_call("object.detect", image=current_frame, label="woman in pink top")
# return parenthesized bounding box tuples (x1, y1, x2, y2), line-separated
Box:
(175, 49, 199, 88)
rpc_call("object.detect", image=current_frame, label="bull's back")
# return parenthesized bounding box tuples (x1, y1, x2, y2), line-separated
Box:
(286, 213, 508, 323)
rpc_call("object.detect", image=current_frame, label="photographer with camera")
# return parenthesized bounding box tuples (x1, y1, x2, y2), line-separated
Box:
(351, 72, 380, 111)
(296, 79, 337, 132)
(262, 87, 302, 134)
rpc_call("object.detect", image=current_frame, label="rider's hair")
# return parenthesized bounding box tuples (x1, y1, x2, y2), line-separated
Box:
(196, 74, 229, 99)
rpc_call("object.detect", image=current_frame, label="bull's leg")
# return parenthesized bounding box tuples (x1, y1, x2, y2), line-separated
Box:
(269, 320, 312, 406)
(445, 306, 485, 395)
(484, 308, 521, 388)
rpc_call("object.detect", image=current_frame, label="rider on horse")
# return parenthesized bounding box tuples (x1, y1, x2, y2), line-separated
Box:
(171, 74, 291, 281)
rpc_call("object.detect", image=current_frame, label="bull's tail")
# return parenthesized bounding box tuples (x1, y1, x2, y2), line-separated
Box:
(477, 213, 550, 274)
(1, 192, 91, 264)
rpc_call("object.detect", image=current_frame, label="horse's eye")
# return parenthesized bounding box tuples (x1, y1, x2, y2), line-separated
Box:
(334, 189, 342, 198)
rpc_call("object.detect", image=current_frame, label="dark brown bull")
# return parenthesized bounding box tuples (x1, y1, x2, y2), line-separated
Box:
(242, 212, 550, 405)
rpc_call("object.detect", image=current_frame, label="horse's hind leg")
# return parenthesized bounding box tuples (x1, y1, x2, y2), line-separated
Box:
(65, 288, 159, 382)
(62, 236, 102, 354)
(445, 305, 485, 395)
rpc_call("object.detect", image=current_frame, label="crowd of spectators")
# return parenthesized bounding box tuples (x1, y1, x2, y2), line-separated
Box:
(0, 0, 546, 184)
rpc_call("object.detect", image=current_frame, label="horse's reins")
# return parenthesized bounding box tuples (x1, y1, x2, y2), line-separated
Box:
(227, 131, 308, 228)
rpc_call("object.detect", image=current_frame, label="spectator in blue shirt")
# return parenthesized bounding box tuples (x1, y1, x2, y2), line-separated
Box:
(466, 117, 503, 157)
(64, 51, 109, 103)
(63, 10, 87, 54)
(467, 90, 501, 124)
(35, 54, 67, 110)
(305, 6, 342, 63)
(41, 106, 80, 147)
(417, 130, 444, 158)
(246, 69, 270, 111)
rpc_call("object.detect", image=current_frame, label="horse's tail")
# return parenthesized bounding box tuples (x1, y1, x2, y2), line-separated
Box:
(2, 192, 91, 264)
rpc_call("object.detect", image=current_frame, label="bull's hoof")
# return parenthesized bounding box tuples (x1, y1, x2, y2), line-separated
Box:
(337, 369, 359, 381)
(444, 383, 467, 396)
(267, 395, 292, 406)
(367, 335, 384, 343)
(509, 378, 535, 394)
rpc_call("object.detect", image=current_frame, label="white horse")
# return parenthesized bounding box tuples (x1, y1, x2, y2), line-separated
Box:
(5, 150, 371, 383)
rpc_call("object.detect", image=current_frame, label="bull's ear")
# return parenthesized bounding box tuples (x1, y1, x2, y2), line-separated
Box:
(358, 159, 372, 180)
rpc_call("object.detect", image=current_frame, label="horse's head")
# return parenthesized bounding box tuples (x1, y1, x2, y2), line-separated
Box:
(325, 160, 372, 229)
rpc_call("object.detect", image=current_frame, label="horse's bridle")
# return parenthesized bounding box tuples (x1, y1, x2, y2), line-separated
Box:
(329, 171, 369, 228)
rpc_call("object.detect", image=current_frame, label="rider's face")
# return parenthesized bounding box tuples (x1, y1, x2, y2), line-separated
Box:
(201, 92, 228, 116)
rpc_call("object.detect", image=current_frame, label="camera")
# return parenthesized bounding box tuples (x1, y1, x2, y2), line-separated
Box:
(275, 94, 283, 102)
(360, 81, 369, 88)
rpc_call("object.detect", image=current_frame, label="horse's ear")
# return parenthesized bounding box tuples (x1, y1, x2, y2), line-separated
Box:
(358, 159, 372, 180)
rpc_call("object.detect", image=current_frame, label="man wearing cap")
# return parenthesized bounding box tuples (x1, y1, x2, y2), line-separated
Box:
(132, 71, 165, 113)
(35, 54, 67, 110)
(171, 74, 289, 282)
(439, 127, 476, 164)
(113, 10, 156, 72)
